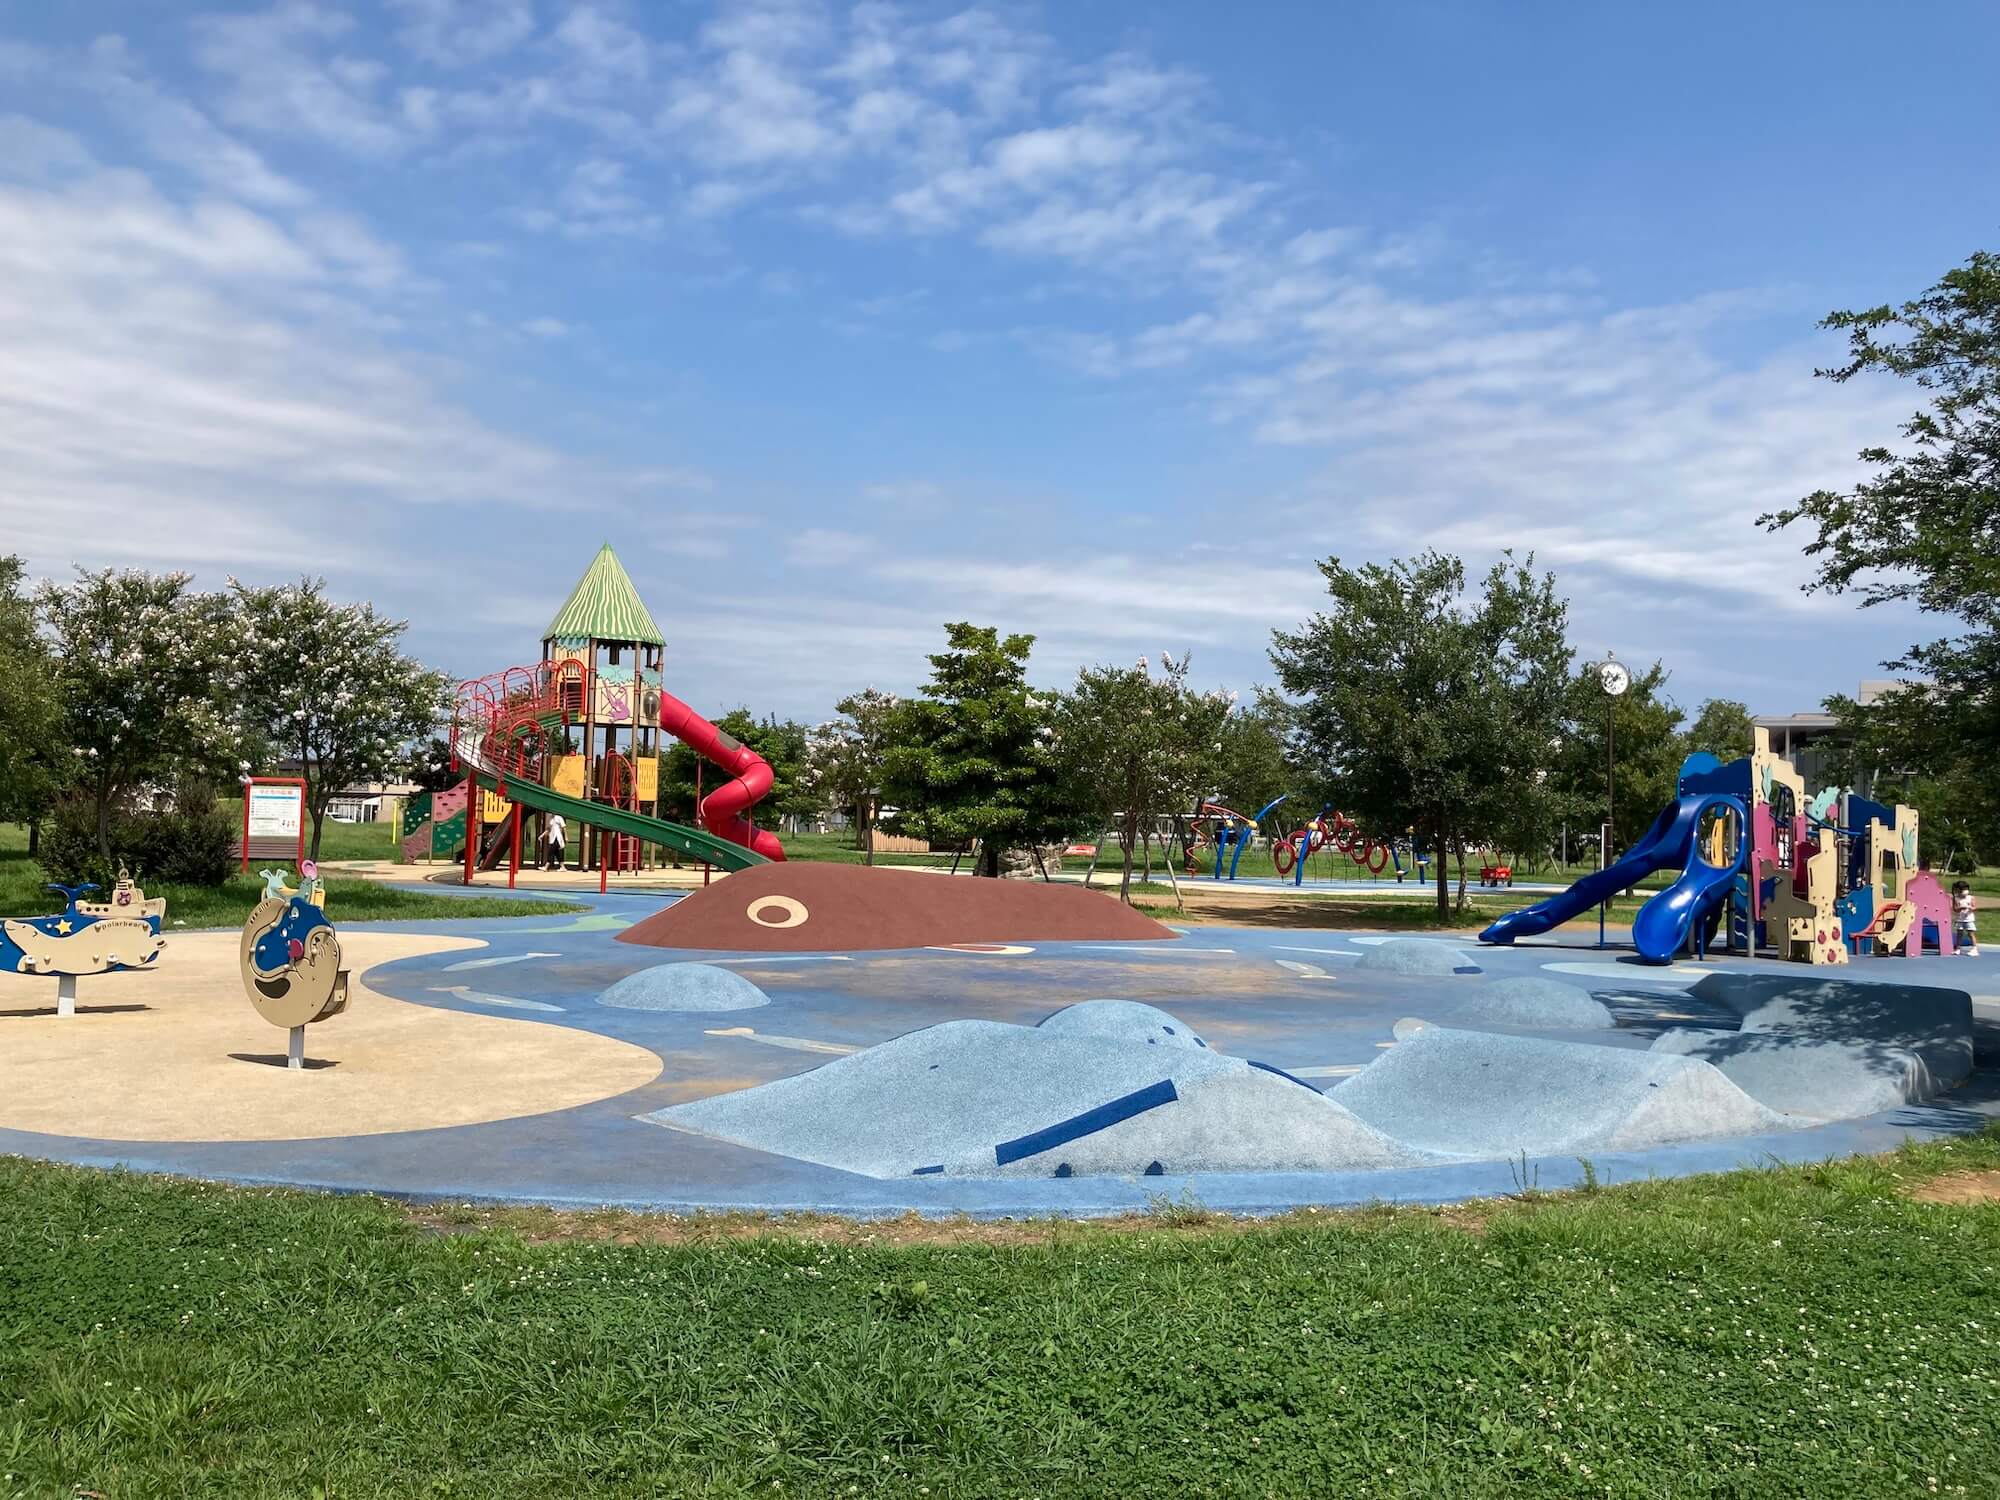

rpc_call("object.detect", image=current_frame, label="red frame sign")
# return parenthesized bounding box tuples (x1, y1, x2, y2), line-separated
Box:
(240, 777, 309, 873)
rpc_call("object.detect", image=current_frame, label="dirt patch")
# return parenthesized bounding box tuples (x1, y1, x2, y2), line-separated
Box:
(619, 864, 1174, 951)
(400, 1197, 1513, 1247)
(1907, 1170, 2000, 1206)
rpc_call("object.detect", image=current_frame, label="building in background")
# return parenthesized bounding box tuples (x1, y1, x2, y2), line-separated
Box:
(1753, 680, 1907, 793)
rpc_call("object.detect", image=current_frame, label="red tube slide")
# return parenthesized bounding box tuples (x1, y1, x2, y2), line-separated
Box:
(656, 690, 787, 861)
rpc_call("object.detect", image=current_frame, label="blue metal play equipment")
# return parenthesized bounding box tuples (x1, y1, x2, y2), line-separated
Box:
(1184, 795, 1288, 880)
(1481, 753, 1749, 963)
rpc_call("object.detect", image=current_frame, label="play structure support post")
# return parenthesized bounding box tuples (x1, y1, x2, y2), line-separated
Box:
(508, 806, 521, 889)
(462, 772, 478, 888)
(287, 1023, 304, 1070)
(56, 974, 76, 1018)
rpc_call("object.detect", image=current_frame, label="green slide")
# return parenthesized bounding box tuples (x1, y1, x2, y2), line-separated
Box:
(468, 765, 770, 872)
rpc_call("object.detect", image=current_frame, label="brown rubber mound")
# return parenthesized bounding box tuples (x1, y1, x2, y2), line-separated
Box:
(616, 864, 1177, 952)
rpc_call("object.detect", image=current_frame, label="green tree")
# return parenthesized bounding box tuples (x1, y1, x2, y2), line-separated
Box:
(0, 556, 64, 843)
(1761, 250, 2000, 842)
(803, 688, 901, 862)
(879, 623, 1071, 877)
(406, 736, 460, 793)
(37, 567, 249, 859)
(1213, 688, 1296, 818)
(233, 578, 449, 861)
(1682, 698, 1755, 762)
(1551, 661, 1686, 860)
(658, 710, 807, 836)
(1271, 552, 1572, 916)
(1816, 688, 1998, 870)
(1053, 653, 1231, 902)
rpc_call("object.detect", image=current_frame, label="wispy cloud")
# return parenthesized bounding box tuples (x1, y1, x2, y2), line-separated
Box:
(0, 0, 1929, 716)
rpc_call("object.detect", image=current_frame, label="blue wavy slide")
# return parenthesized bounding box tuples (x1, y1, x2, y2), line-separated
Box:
(1481, 793, 1746, 962)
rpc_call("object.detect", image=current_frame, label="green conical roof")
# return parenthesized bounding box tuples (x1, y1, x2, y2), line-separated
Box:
(543, 544, 664, 647)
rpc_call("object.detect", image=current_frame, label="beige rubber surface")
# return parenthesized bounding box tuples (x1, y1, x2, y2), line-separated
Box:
(0, 930, 662, 1142)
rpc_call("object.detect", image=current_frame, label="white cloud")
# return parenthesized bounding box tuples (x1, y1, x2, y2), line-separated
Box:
(553, 5, 651, 82)
(0, 114, 95, 178)
(989, 124, 1141, 182)
(0, 158, 695, 603)
(191, 1, 406, 155)
(519, 155, 664, 238)
(0, 4, 1928, 717)
(389, 0, 536, 66)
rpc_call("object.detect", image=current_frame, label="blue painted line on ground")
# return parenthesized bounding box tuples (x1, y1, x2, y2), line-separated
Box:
(1248, 1059, 1323, 1093)
(993, 1078, 1179, 1166)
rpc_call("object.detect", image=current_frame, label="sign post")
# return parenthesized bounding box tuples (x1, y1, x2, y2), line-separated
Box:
(241, 778, 308, 873)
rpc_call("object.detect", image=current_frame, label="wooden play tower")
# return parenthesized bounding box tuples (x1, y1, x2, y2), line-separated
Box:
(540, 544, 668, 874)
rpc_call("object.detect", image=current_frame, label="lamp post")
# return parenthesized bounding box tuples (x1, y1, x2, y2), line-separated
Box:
(1589, 652, 1629, 947)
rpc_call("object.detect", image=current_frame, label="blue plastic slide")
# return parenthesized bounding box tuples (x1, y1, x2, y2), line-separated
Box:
(1480, 792, 1746, 961)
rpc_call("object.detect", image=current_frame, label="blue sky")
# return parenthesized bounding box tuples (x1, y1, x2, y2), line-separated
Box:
(2, 1, 1994, 724)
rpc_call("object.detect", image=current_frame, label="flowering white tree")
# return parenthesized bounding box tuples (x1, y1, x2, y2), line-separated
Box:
(232, 579, 450, 860)
(37, 567, 251, 858)
(1053, 652, 1234, 903)
(804, 687, 900, 863)
(0, 556, 63, 839)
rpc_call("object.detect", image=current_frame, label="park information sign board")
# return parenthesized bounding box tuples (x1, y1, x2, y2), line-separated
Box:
(240, 778, 308, 871)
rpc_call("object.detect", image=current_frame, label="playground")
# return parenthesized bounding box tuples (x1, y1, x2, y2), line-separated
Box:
(3, 544, 1997, 1219)
(3, 876, 1993, 1215)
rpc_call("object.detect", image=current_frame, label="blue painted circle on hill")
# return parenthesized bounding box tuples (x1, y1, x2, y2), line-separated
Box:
(597, 963, 770, 1012)
(1037, 999, 1209, 1050)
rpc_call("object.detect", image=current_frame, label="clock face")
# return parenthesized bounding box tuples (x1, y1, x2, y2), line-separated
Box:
(1599, 661, 1630, 697)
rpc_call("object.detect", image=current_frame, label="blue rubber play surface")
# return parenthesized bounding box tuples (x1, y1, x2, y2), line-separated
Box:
(6, 885, 1995, 1217)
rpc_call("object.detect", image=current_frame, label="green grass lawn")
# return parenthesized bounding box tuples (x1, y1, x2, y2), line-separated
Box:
(0, 824, 582, 927)
(4, 1135, 1998, 1496)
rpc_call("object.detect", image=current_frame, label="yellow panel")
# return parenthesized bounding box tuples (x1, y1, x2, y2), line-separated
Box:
(635, 755, 659, 802)
(551, 755, 587, 799)
(481, 790, 510, 824)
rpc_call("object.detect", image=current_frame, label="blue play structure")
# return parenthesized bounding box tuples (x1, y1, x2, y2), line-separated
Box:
(1481, 753, 1749, 963)
(1190, 795, 1288, 880)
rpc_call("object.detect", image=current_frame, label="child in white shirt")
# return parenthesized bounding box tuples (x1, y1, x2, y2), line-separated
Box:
(1953, 881, 1979, 957)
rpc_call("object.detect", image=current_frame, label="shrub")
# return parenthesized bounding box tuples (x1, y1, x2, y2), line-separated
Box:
(132, 792, 237, 886)
(36, 786, 237, 891)
(34, 798, 127, 893)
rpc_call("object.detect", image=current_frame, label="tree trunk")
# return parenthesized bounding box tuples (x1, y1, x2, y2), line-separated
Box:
(1453, 840, 1468, 913)
(1118, 812, 1140, 904)
(1432, 814, 1449, 919)
(859, 798, 875, 866)
(977, 841, 1001, 878)
(94, 774, 113, 861)
(26, 818, 38, 857)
